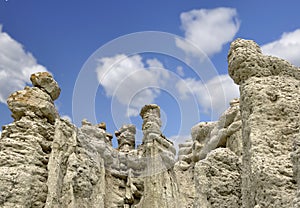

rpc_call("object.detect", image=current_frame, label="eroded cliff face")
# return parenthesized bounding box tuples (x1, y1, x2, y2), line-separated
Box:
(228, 39, 300, 208)
(0, 39, 299, 208)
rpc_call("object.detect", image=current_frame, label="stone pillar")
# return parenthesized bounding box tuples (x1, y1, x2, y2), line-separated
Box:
(140, 104, 162, 140)
(115, 124, 136, 152)
(228, 38, 300, 207)
(1, 72, 60, 208)
(139, 104, 175, 170)
(136, 104, 179, 208)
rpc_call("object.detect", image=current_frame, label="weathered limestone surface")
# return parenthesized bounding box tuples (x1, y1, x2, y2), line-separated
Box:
(0, 72, 57, 208)
(136, 104, 180, 208)
(115, 124, 136, 152)
(30, 72, 61, 101)
(174, 98, 242, 207)
(1, 39, 300, 208)
(194, 148, 242, 208)
(7, 86, 59, 124)
(228, 38, 300, 208)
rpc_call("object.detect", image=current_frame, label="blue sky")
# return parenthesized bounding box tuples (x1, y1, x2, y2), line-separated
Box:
(0, 0, 300, 147)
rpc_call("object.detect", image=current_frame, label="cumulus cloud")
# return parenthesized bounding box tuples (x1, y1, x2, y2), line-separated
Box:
(176, 7, 240, 57)
(0, 131, 2, 138)
(61, 115, 72, 122)
(96, 52, 239, 119)
(0, 25, 48, 103)
(176, 66, 184, 77)
(176, 74, 239, 117)
(261, 29, 300, 66)
(96, 54, 170, 116)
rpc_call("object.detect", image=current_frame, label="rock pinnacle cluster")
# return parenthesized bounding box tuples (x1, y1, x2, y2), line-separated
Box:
(0, 39, 299, 208)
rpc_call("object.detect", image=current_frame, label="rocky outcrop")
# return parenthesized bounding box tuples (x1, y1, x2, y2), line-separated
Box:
(194, 148, 242, 207)
(136, 104, 180, 208)
(174, 98, 242, 207)
(228, 38, 299, 208)
(0, 72, 57, 208)
(30, 72, 61, 101)
(115, 124, 136, 152)
(1, 39, 300, 208)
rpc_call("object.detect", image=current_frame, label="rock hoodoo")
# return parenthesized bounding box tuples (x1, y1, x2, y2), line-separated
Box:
(7, 71, 59, 124)
(228, 38, 300, 208)
(115, 124, 136, 152)
(0, 39, 299, 208)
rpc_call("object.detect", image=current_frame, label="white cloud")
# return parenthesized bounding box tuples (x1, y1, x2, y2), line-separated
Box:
(0, 25, 48, 103)
(176, 7, 240, 57)
(61, 115, 72, 122)
(176, 66, 184, 77)
(0, 131, 2, 138)
(96, 53, 239, 119)
(261, 29, 300, 66)
(96, 54, 171, 116)
(176, 74, 239, 117)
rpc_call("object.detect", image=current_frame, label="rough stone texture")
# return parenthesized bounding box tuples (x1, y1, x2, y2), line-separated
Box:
(136, 104, 180, 208)
(194, 148, 242, 207)
(173, 98, 242, 207)
(0, 117, 54, 208)
(115, 124, 136, 152)
(1, 39, 300, 208)
(97, 122, 106, 130)
(0, 72, 59, 208)
(228, 38, 299, 208)
(228, 39, 300, 85)
(179, 97, 241, 167)
(30, 72, 61, 101)
(45, 119, 106, 208)
(7, 87, 59, 124)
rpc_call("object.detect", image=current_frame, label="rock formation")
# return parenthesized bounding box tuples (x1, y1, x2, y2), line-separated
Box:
(0, 39, 299, 208)
(1, 72, 59, 207)
(115, 124, 136, 152)
(228, 38, 299, 207)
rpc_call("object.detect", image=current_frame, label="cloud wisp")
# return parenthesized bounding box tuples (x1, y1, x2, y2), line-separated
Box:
(262, 29, 300, 66)
(176, 74, 239, 117)
(176, 7, 240, 58)
(0, 25, 48, 103)
(96, 54, 170, 117)
(96, 53, 239, 120)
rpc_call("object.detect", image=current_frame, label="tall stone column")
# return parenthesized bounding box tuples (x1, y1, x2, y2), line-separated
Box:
(140, 104, 162, 141)
(1, 72, 60, 208)
(137, 104, 179, 208)
(228, 39, 300, 207)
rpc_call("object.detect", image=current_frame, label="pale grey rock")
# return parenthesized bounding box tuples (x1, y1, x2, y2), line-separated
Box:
(0, 116, 54, 208)
(7, 87, 59, 124)
(177, 139, 193, 162)
(140, 104, 176, 171)
(229, 38, 299, 207)
(174, 99, 242, 208)
(228, 38, 300, 85)
(81, 118, 92, 126)
(194, 148, 242, 208)
(2, 39, 300, 208)
(115, 124, 136, 152)
(45, 119, 106, 208)
(191, 121, 215, 142)
(189, 98, 242, 162)
(140, 104, 162, 136)
(137, 104, 180, 208)
(30, 72, 61, 101)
